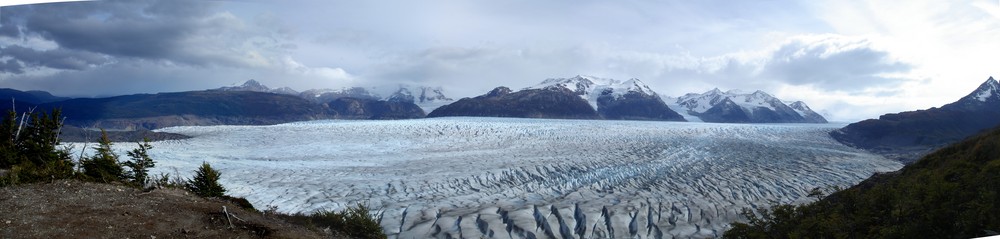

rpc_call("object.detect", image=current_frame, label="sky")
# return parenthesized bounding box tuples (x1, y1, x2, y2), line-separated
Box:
(0, 0, 998, 122)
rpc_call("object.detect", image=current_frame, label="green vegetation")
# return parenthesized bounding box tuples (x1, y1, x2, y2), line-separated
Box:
(188, 162, 227, 197)
(0, 109, 74, 185)
(79, 130, 126, 183)
(123, 139, 155, 186)
(271, 203, 387, 239)
(724, 125, 1000, 239)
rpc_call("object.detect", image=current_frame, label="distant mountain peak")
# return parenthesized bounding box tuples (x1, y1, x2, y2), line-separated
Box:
(487, 86, 512, 97)
(789, 101, 812, 112)
(242, 79, 263, 87)
(214, 79, 300, 96)
(530, 75, 661, 110)
(959, 76, 1000, 103)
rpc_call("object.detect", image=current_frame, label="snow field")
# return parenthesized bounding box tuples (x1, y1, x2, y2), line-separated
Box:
(68, 117, 902, 238)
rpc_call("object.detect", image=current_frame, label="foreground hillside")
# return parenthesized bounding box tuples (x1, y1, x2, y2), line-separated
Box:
(725, 124, 1000, 238)
(0, 180, 326, 238)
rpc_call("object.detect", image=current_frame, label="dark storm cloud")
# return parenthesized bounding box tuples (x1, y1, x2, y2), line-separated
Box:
(760, 37, 911, 91)
(0, 45, 108, 71)
(0, 59, 24, 74)
(0, 6, 24, 38)
(3, 0, 287, 70)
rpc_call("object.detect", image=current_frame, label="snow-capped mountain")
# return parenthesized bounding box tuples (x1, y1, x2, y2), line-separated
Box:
(385, 86, 454, 113)
(789, 101, 827, 123)
(215, 79, 298, 95)
(302, 87, 382, 103)
(527, 75, 685, 121)
(529, 75, 655, 109)
(672, 88, 828, 123)
(947, 76, 1000, 110)
(216, 80, 454, 112)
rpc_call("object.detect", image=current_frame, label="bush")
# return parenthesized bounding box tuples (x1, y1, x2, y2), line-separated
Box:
(188, 162, 226, 197)
(79, 130, 125, 183)
(123, 138, 155, 187)
(315, 204, 385, 239)
(150, 172, 188, 189)
(272, 204, 386, 239)
(0, 109, 75, 186)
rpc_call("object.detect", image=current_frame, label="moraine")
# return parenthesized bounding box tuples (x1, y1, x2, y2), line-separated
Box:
(70, 117, 901, 238)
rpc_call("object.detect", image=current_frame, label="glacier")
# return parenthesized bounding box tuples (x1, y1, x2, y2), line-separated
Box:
(69, 117, 902, 238)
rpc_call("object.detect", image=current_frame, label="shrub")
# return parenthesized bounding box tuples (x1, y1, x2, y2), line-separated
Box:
(273, 204, 387, 239)
(123, 138, 155, 187)
(80, 130, 125, 183)
(0, 109, 74, 186)
(150, 172, 188, 189)
(316, 204, 385, 239)
(188, 162, 226, 197)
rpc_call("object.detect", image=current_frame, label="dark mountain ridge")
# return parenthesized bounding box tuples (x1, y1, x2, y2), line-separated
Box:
(0, 88, 68, 105)
(0, 89, 425, 131)
(34, 91, 331, 130)
(831, 76, 1000, 163)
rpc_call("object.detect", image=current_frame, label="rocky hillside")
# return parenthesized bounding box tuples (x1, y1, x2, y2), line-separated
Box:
(0, 180, 327, 238)
(831, 76, 1000, 163)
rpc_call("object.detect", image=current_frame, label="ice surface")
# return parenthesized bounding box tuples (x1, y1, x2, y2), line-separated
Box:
(69, 118, 901, 239)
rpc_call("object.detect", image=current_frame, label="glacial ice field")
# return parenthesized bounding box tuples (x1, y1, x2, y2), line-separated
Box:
(69, 117, 902, 238)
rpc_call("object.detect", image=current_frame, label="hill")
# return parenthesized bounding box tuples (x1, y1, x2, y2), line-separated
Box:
(831, 76, 1000, 163)
(30, 91, 330, 130)
(0, 88, 68, 105)
(724, 124, 1000, 238)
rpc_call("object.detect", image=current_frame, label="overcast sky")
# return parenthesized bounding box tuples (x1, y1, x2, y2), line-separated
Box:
(0, 0, 998, 121)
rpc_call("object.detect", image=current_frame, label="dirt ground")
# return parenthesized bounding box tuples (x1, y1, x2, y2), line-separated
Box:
(0, 180, 334, 238)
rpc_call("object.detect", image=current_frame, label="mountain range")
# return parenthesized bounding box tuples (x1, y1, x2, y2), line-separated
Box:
(0, 80, 432, 132)
(214, 80, 454, 113)
(670, 88, 827, 123)
(2, 76, 832, 134)
(831, 76, 1000, 163)
(430, 75, 826, 123)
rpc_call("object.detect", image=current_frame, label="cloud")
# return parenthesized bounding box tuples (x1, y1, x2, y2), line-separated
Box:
(6, 0, 291, 69)
(0, 59, 23, 74)
(0, 45, 108, 71)
(759, 35, 911, 91)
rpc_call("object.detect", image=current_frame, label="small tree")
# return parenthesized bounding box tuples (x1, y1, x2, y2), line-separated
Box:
(188, 162, 226, 197)
(123, 138, 155, 187)
(80, 130, 124, 183)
